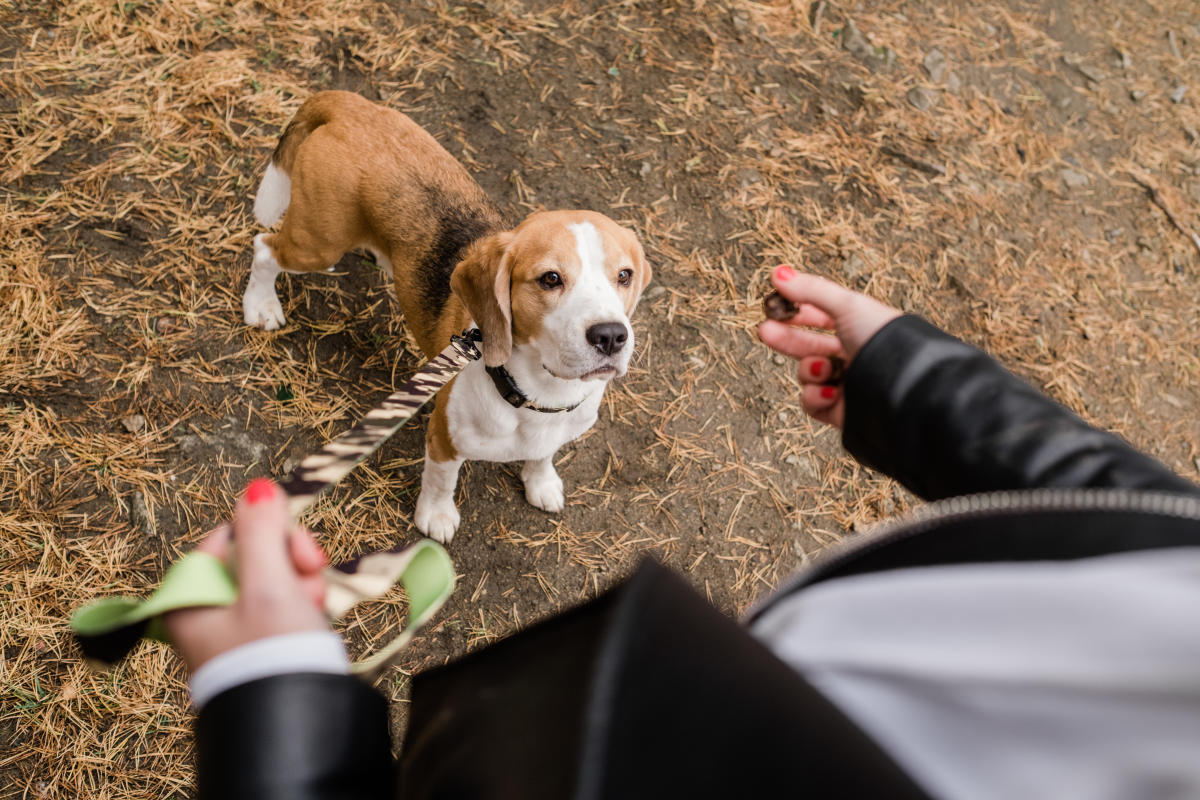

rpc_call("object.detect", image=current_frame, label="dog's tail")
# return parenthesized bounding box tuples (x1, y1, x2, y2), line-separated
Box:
(253, 92, 344, 227)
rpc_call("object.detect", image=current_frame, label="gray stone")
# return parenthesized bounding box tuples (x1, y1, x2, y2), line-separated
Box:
(738, 167, 764, 187)
(1061, 168, 1090, 188)
(945, 71, 962, 94)
(1131, 89, 1148, 102)
(906, 86, 937, 111)
(1170, 84, 1188, 104)
(175, 426, 269, 464)
(130, 491, 154, 536)
(121, 414, 146, 433)
(644, 285, 668, 301)
(843, 253, 866, 279)
(1168, 30, 1182, 60)
(842, 20, 874, 61)
(923, 49, 947, 83)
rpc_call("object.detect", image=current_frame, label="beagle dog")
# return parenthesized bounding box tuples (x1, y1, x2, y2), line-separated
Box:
(245, 91, 651, 543)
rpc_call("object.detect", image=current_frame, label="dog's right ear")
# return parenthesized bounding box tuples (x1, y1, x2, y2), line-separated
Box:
(450, 232, 515, 367)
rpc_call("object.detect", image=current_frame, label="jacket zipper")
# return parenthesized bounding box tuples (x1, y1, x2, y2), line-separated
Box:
(748, 488, 1200, 621)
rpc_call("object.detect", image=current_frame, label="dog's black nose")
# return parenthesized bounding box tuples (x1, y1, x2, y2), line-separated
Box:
(586, 322, 628, 356)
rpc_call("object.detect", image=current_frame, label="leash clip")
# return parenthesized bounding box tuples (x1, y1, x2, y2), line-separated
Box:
(451, 328, 484, 361)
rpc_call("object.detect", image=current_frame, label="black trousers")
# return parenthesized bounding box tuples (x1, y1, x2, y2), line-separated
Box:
(398, 560, 928, 800)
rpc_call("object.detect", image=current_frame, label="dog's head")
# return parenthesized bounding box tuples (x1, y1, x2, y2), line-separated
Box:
(451, 210, 651, 379)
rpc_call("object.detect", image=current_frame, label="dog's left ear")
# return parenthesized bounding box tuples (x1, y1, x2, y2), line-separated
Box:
(623, 228, 653, 315)
(451, 231, 516, 367)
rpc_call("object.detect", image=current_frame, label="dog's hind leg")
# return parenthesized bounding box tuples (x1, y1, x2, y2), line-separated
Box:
(244, 234, 288, 330)
(244, 196, 362, 330)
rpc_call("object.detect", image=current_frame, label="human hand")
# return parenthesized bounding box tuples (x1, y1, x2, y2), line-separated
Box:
(163, 478, 331, 674)
(757, 266, 901, 429)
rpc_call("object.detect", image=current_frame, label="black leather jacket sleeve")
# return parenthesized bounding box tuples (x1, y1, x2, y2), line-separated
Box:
(842, 315, 1200, 501)
(196, 673, 394, 800)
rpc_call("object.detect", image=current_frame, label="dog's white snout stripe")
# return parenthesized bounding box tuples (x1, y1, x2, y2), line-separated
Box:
(566, 221, 626, 323)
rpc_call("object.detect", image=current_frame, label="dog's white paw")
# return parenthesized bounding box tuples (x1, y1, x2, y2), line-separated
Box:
(415, 496, 460, 543)
(243, 289, 287, 330)
(524, 471, 565, 513)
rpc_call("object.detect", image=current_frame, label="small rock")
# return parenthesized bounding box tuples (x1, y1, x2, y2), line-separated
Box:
(840, 19, 893, 69)
(738, 167, 763, 187)
(731, 10, 750, 32)
(130, 491, 154, 536)
(843, 253, 866, 279)
(922, 49, 947, 83)
(841, 20, 874, 60)
(644, 285, 668, 302)
(1167, 30, 1182, 60)
(906, 86, 937, 111)
(772, 354, 786, 366)
(1170, 84, 1188, 104)
(1130, 89, 1148, 102)
(945, 71, 962, 93)
(121, 414, 146, 433)
(638, 161, 652, 178)
(155, 317, 182, 335)
(1063, 56, 1105, 84)
(1105, 228, 1124, 242)
(281, 456, 300, 476)
(1060, 168, 1090, 188)
(784, 453, 800, 465)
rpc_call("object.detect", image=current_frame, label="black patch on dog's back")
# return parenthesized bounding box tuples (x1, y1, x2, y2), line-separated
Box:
(416, 185, 505, 314)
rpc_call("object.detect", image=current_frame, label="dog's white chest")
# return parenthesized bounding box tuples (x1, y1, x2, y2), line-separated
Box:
(445, 364, 602, 463)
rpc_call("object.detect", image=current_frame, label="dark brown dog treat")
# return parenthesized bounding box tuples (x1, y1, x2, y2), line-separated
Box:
(824, 356, 846, 385)
(762, 291, 799, 321)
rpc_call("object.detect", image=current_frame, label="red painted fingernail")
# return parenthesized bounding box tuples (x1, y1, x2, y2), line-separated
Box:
(809, 360, 823, 378)
(820, 385, 837, 400)
(245, 478, 276, 504)
(775, 265, 795, 281)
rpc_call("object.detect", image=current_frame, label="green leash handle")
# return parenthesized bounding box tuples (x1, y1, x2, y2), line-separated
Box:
(71, 539, 455, 679)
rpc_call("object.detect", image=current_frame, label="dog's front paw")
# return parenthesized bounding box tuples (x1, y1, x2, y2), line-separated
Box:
(243, 289, 287, 330)
(524, 471, 565, 513)
(415, 497, 460, 544)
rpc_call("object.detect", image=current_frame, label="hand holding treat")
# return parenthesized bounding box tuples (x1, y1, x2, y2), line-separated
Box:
(757, 266, 901, 430)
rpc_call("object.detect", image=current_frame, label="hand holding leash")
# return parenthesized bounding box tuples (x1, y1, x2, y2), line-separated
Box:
(758, 266, 901, 429)
(163, 479, 330, 673)
(71, 332, 475, 677)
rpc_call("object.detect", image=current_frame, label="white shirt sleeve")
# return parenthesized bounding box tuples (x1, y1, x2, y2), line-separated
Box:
(189, 630, 350, 709)
(751, 547, 1200, 800)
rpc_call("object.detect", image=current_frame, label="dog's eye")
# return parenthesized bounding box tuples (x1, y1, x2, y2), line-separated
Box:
(617, 269, 633, 286)
(538, 271, 563, 290)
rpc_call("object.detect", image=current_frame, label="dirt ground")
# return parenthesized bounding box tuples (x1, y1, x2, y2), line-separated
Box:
(2, 0, 1199, 795)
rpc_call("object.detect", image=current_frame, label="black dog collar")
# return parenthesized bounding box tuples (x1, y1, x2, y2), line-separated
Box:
(485, 364, 586, 413)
